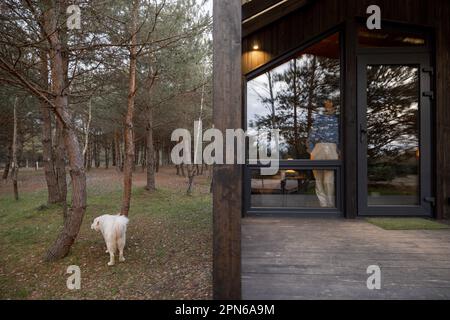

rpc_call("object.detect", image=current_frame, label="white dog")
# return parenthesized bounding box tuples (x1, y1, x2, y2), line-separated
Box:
(91, 214, 129, 266)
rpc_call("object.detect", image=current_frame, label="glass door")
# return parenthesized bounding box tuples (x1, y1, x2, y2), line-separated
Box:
(357, 54, 433, 216)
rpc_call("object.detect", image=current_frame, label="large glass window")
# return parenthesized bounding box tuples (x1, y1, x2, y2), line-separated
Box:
(250, 168, 337, 208)
(246, 32, 341, 160)
(246, 32, 341, 211)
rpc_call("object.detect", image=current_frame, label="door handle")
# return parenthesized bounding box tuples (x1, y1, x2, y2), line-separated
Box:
(360, 125, 367, 143)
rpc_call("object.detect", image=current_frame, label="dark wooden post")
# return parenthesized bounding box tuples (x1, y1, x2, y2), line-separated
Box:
(213, 0, 242, 299)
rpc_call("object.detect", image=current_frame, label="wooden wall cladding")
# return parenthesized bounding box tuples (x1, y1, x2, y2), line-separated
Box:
(434, 1, 450, 219)
(242, 0, 438, 75)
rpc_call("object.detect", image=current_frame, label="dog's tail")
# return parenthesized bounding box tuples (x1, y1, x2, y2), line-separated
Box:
(116, 215, 129, 225)
(115, 215, 129, 237)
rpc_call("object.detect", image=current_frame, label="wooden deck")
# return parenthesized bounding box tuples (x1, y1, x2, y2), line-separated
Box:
(242, 215, 450, 299)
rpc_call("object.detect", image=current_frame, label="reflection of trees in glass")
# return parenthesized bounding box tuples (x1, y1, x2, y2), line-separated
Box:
(248, 54, 340, 159)
(367, 65, 418, 161)
(367, 65, 419, 186)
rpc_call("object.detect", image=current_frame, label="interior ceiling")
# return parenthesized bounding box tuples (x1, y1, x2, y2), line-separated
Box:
(302, 33, 340, 59)
(271, 32, 340, 70)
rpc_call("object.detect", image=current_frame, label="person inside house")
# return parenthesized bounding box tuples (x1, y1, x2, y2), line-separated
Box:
(307, 99, 339, 207)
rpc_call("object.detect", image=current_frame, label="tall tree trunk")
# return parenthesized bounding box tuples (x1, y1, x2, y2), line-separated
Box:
(132, 141, 138, 172)
(144, 52, 157, 189)
(111, 138, 116, 167)
(54, 119, 67, 208)
(141, 140, 146, 171)
(134, 142, 139, 167)
(121, 0, 138, 217)
(186, 164, 196, 195)
(11, 97, 19, 201)
(39, 50, 62, 204)
(2, 142, 12, 180)
(121, 138, 125, 172)
(105, 141, 109, 169)
(86, 139, 92, 171)
(83, 99, 92, 168)
(114, 129, 122, 172)
(145, 108, 156, 191)
(155, 148, 160, 173)
(94, 133, 100, 168)
(43, 1, 86, 261)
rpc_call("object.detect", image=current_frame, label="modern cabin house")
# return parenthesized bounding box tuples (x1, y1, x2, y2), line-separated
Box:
(213, 0, 450, 299)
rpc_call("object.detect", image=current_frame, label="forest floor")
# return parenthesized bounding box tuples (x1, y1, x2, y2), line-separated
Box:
(0, 166, 212, 299)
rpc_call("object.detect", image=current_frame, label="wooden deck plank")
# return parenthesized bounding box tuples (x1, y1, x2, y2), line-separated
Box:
(242, 216, 450, 299)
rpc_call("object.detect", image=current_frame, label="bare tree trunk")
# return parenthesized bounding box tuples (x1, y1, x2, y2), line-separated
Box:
(94, 133, 100, 168)
(54, 119, 67, 208)
(86, 139, 92, 171)
(83, 99, 92, 168)
(111, 138, 116, 167)
(105, 141, 109, 169)
(120, 136, 125, 172)
(121, 0, 138, 217)
(141, 140, 146, 172)
(186, 164, 197, 195)
(132, 141, 137, 172)
(114, 129, 121, 172)
(145, 108, 156, 191)
(134, 142, 139, 167)
(12, 97, 19, 201)
(43, 1, 86, 261)
(2, 142, 12, 180)
(144, 51, 157, 189)
(155, 148, 160, 173)
(39, 50, 62, 204)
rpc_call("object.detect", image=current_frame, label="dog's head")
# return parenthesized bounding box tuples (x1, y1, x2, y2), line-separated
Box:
(91, 217, 101, 231)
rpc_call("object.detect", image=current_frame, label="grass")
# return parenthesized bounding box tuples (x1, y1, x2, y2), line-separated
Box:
(366, 217, 450, 230)
(0, 176, 212, 300)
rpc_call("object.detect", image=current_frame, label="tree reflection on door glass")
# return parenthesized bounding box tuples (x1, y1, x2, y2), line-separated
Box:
(366, 65, 420, 206)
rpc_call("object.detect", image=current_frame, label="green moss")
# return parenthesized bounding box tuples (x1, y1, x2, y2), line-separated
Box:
(366, 217, 450, 230)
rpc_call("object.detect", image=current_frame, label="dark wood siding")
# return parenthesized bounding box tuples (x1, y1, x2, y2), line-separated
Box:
(241, 0, 450, 219)
(434, 1, 450, 219)
(242, 0, 443, 74)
